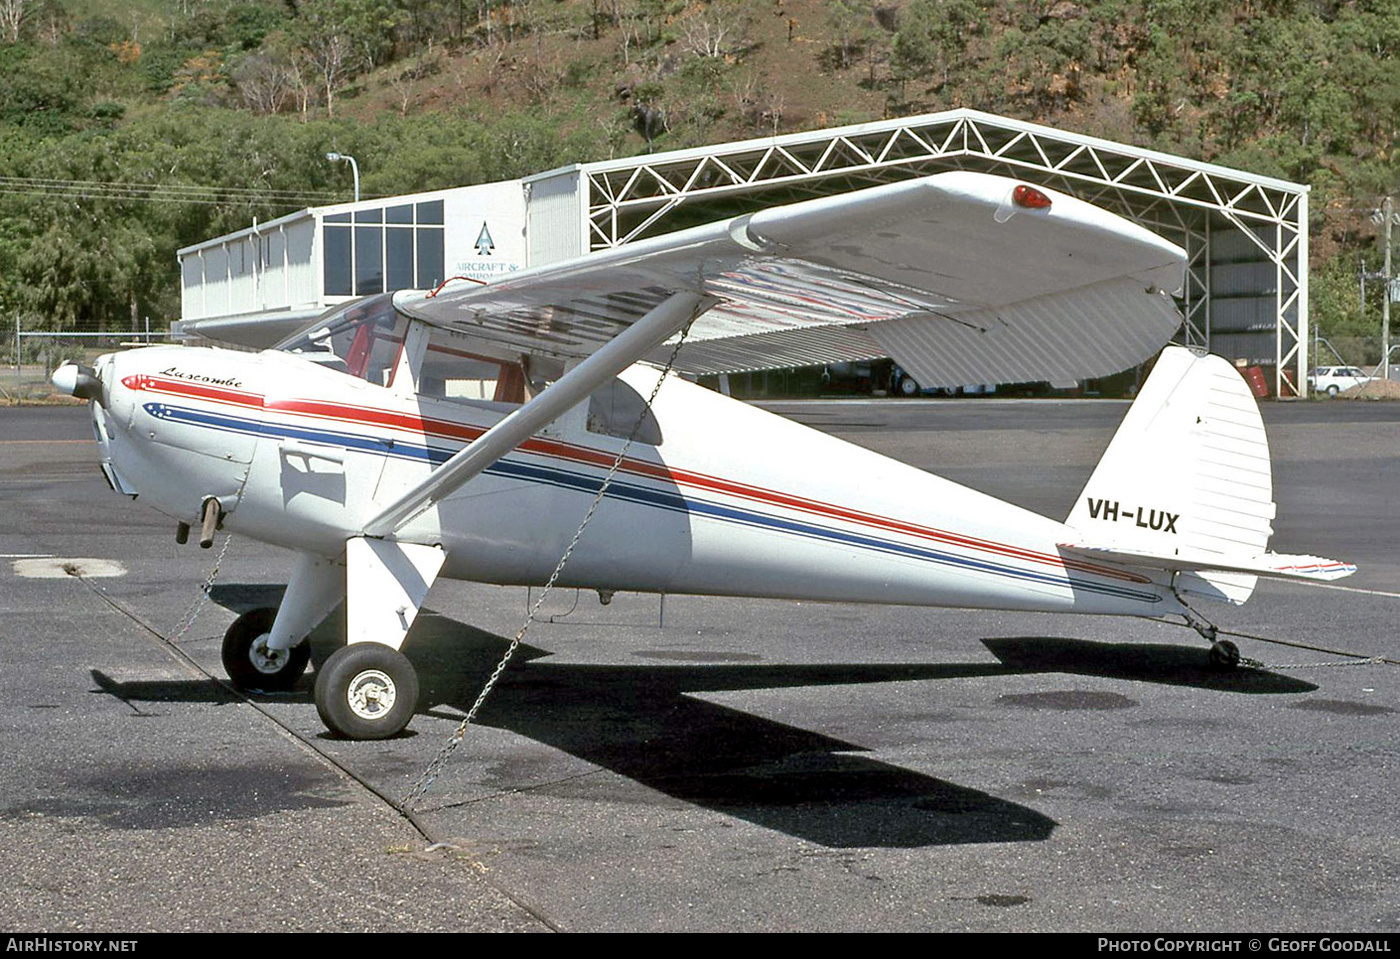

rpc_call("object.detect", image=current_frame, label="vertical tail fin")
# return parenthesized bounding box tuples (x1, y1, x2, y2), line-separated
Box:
(1065, 347, 1274, 604)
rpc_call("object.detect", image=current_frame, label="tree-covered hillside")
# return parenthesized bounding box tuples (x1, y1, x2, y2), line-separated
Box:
(1, 0, 1396, 358)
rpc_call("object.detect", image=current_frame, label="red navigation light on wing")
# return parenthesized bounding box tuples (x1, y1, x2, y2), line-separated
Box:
(1013, 184, 1053, 210)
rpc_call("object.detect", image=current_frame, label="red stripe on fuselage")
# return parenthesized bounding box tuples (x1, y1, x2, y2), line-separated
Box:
(128, 374, 1151, 584)
(122, 374, 264, 409)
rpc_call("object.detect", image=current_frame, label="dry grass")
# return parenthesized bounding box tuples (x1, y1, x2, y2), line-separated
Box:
(1339, 378, 1400, 400)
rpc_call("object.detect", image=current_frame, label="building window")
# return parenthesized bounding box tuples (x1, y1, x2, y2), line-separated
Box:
(354, 227, 383, 294)
(417, 230, 444, 290)
(322, 203, 446, 297)
(323, 213, 352, 296)
(386, 228, 414, 290)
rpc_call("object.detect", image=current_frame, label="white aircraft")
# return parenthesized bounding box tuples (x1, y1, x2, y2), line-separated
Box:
(53, 172, 1353, 740)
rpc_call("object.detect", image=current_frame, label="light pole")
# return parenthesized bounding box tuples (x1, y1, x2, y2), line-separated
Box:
(325, 151, 360, 203)
(1372, 197, 1398, 380)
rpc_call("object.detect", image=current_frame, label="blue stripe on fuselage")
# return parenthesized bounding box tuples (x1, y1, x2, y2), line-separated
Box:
(144, 402, 1160, 604)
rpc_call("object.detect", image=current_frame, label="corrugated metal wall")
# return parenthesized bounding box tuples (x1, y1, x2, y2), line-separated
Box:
(179, 215, 322, 321)
(284, 218, 318, 308)
(1209, 225, 1278, 366)
(525, 169, 585, 267)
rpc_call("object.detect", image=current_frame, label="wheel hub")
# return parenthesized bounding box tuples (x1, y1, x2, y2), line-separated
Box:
(249, 634, 286, 674)
(346, 669, 397, 720)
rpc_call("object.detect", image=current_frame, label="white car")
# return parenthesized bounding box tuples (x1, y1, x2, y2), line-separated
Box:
(1308, 365, 1376, 397)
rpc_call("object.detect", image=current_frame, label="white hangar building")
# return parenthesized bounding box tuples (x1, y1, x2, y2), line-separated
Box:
(176, 108, 1313, 396)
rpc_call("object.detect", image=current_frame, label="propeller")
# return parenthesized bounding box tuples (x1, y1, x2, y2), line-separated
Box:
(51, 363, 104, 404)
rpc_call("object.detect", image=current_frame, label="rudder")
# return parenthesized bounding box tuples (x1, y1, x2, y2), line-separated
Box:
(1065, 347, 1273, 604)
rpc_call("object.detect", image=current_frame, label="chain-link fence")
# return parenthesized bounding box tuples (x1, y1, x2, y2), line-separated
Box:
(3, 323, 172, 404)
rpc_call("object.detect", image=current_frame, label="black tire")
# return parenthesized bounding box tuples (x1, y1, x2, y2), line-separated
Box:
(221, 607, 311, 691)
(1208, 639, 1241, 670)
(1326, 385, 1339, 397)
(897, 375, 920, 397)
(314, 644, 419, 740)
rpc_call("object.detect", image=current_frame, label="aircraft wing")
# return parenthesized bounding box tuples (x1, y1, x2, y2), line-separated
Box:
(395, 170, 1186, 389)
(365, 171, 1185, 536)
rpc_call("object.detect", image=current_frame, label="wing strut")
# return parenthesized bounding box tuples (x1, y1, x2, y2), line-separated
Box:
(362, 290, 715, 538)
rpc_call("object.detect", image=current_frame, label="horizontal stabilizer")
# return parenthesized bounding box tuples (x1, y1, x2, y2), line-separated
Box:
(1058, 542, 1356, 582)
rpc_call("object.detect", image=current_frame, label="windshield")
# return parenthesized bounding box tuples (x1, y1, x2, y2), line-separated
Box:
(274, 293, 408, 386)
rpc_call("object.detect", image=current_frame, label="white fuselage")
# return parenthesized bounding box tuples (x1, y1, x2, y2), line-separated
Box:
(92, 345, 1180, 618)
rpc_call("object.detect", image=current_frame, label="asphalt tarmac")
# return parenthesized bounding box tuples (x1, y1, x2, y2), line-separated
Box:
(2, 398, 1397, 933)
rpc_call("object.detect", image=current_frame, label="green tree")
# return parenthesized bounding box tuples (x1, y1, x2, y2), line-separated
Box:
(824, 0, 875, 71)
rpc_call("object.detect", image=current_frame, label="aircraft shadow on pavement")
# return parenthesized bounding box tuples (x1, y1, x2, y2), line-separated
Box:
(981, 636, 1318, 694)
(210, 582, 290, 612)
(90, 667, 240, 706)
(400, 615, 1315, 849)
(413, 635, 1056, 850)
(111, 587, 1310, 849)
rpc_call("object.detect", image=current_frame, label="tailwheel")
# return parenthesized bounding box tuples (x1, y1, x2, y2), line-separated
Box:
(1208, 639, 1241, 670)
(314, 643, 418, 740)
(222, 607, 311, 691)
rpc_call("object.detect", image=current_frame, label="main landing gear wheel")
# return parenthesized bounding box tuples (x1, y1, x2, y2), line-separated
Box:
(314, 643, 419, 740)
(222, 608, 311, 691)
(1208, 639, 1241, 669)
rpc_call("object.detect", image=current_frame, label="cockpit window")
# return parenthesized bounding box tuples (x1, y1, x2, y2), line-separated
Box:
(408, 329, 518, 405)
(274, 293, 407, 386)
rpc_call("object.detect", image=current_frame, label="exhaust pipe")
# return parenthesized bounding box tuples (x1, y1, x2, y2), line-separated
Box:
(199, 498, 221, 549)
